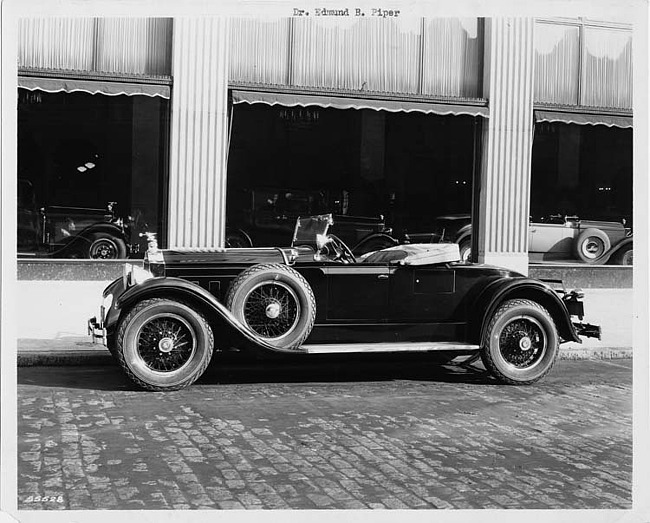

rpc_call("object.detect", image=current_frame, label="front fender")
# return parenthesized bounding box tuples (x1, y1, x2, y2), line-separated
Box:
(596, 236, 633, 264)
(110, 277, 291, 354)
(470, 277, 580, 344)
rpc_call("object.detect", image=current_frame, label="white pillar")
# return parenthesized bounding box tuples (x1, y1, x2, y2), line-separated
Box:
(168, 17, 230, 248)
(477, 18, 535, 275)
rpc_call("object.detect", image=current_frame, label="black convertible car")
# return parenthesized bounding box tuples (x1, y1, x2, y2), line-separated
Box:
(89, 215, 600, 391)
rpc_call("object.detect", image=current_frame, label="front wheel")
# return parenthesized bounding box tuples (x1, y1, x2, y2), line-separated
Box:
(481, 299, 559, 385)
(88, 232, 128, 259)
(115, 298, 214, 391)
(613, 247, 633, 266)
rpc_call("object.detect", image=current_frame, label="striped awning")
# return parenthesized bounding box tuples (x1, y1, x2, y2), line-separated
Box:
(232, 90, 488, 118)
(535, 109, 632, 128)
(18, 76, 171, 99)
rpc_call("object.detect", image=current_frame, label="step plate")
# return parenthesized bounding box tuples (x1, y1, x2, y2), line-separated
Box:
(301, 341, 479, 354)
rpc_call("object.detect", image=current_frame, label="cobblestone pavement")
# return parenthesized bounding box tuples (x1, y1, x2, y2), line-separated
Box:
(16, 356, 633, 510)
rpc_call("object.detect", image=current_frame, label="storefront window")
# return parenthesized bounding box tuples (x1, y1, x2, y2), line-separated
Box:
(530, 122, 632, 264)
(17, 89, 169, 259)
(226, 102, 477, 250)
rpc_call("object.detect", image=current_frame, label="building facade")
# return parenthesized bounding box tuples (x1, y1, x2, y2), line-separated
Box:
(17, 16, 633, 273)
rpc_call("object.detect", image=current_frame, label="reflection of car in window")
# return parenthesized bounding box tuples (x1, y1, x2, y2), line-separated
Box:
(408, 214, 632, 265)
(89, 214, 601, 392)
(225, 188, 392, 254)
(17, 179, 141, 259)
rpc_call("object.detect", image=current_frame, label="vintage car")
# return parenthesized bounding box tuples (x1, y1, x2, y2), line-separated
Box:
(423, 214, 633, 265)
(18, 179, 140, 259)
(88, 214, 600, 392)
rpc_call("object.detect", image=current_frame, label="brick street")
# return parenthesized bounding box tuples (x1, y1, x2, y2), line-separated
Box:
(17, 356, 632, 510)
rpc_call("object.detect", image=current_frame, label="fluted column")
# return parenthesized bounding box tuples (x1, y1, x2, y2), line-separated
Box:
(477, 18, 535, 275)
(167, 17, 230, 248)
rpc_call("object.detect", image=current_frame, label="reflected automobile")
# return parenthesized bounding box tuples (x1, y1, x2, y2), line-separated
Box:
(18, 179, 140, 259)
(421, 214, 632, 265)
(225, 187, 394, 255)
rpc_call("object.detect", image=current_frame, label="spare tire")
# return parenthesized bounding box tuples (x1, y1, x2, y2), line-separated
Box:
(226, 263, 316, 350)
(574, 228, 611, 263)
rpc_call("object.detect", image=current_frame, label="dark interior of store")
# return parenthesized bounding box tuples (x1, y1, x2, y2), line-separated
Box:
(531, 121, 632, 226)
(226, 103, 477, 244)
(17, 89, 167, 253)
(17, 91, 633, 255)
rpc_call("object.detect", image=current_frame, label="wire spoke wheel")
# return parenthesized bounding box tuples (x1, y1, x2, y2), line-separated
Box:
(135, 313, 196, 372)
(90, 238, 119, 259)
(226, 263, 316, 350)
(498, 316, 547, 370)
(115, 299, 214, 391)
(243, 281, 300, 340)
(481, 299, 559, 385)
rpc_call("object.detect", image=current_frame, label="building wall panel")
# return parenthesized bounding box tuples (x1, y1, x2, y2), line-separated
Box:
(421, 18, 482, 98)
(230, 17, 482, 100)
(479, 18, 535, 274)
(19, 17, 172, 77)
(582, 26, 632, 109)
(534, 19, 632, 110)
(229, 18, 290, 85)
(168, 17, 229, 248)
(534, 22, 580, 105)
(291, 18, 421, 93)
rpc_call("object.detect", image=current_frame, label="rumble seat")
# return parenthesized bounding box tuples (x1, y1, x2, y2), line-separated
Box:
(363, 243, 461, 265)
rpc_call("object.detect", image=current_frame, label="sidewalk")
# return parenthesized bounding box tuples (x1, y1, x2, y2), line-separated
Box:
(16, 289, 634, 366)
(16, 338, 633, 367)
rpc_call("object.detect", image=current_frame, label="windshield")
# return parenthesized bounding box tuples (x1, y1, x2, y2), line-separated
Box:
(291, 214, 333, 246)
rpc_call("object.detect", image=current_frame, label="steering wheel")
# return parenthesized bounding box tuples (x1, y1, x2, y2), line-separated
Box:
(327, 234, 356, 263)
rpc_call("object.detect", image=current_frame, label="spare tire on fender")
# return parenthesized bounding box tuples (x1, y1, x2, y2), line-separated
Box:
(226, 263, 316, 350)
(573, 228, 611, 263)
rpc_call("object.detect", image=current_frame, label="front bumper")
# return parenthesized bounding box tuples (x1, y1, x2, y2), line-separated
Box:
(572, 322, 602, 340)
(88, 315, 107, 346)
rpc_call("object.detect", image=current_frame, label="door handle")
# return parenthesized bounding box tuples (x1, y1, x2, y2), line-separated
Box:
(377, 274, 389, 280)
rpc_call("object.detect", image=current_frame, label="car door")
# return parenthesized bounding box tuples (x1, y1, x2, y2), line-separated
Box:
(388, 264, 464, 342)
(322, 264, 390, 321)
(529, 222, 574, 255)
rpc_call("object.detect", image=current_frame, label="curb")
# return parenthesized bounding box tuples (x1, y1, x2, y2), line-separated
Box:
(17, 346, 634, 367)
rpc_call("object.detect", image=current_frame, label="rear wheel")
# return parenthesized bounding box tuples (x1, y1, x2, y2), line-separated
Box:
(115, 298, 214, 391)
(481, 299, 559, 385)
(88, 232, 127, 259)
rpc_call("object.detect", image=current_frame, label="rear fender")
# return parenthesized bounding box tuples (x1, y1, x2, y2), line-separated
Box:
(470, 278, 580, 344)
(112, 277, 289, 354)
(77, 222, 126, 239)
(54, 223, 127, 257)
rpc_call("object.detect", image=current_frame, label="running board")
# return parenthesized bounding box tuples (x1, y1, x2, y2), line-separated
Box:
(301, 342, 480, 354)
